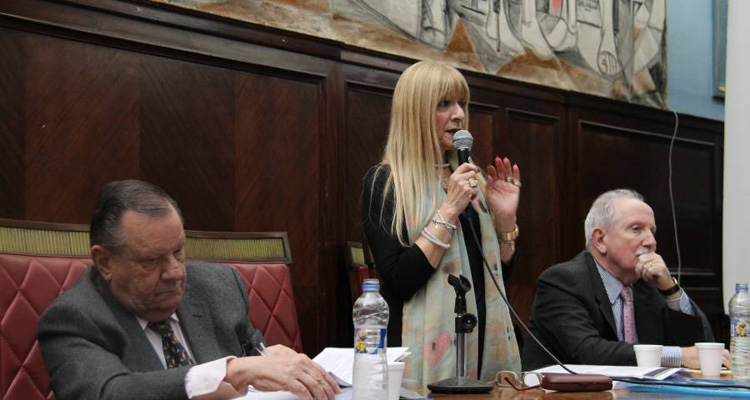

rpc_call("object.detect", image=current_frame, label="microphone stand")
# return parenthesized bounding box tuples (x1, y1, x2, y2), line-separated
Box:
(427, 275, 493, 394)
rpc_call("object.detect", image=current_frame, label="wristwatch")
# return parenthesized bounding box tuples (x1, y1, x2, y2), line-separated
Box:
(498, 224, 519, 241)
(658, 276, 681, 296)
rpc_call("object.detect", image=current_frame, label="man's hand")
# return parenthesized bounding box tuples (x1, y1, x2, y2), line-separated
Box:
(635, 253, 675, 292)
(681, 346, 700, 369)
(681, 346, 731, 369)
(722, 348, 731, 368)
(225, 345, 340, 400)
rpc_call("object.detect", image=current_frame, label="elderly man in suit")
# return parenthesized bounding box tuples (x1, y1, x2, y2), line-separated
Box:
(38, 180, 339, 400)
(522, 189, 727, 370)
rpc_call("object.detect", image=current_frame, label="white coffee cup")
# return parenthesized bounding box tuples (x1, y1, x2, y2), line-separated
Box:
(387, 362, 405, 400)
(633, 344, 663, 368)
(695, 342, 724, 377)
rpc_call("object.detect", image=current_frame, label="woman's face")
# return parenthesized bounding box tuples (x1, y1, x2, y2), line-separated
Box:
(435, 98, 466, 152)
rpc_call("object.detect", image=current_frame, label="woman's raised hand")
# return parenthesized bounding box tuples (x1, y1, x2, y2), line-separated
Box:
(486, 156, 521, 231)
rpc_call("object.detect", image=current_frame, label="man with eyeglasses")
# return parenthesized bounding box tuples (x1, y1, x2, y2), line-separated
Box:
(38, 180, 339, 400)
(522, 189, 725, 370)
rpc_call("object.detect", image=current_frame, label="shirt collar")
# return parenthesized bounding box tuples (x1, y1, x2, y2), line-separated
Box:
(137, 313, 180, 331)
(595, 260, 626, 305)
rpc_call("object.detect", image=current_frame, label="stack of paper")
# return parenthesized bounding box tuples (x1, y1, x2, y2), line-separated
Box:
(531, 364, 682, 381)
(313, 347, 411, 387)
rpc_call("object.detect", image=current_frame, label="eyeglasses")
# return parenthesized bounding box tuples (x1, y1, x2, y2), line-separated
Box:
(494, 371, 543, 391)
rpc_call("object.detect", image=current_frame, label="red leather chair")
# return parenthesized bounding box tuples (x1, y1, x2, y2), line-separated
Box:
(0, 219, 301, 400)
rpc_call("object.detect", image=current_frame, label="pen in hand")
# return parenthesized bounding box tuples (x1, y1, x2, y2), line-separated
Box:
(254, 342, 269, 357)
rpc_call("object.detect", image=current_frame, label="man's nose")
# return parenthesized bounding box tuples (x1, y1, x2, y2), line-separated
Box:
(643, 230, 657, 249)
(161, 255, 185, 280)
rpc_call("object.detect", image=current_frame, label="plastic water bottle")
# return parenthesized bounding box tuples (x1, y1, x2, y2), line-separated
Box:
(352, 278, 389, 399)
(730, 283, 750, 380)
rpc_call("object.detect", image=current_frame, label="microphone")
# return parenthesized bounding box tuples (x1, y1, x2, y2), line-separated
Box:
(452, 130, 473, 165)
(452, 130, 475, 218)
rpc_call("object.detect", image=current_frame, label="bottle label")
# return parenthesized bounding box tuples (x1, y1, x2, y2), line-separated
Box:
(354, 328, 386, 354)
(732, 317, 750, 338)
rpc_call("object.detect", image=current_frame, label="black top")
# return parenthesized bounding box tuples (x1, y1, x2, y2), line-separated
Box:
(361, 166, 513, 374)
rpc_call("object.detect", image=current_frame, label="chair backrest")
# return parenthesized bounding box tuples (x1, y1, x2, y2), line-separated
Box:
(345, 241, 376, 302)
(0, 219, 300, 400)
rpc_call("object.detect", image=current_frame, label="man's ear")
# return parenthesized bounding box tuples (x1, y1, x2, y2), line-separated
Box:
(91, 245, 114, 282)
(592, 228, 607, 255)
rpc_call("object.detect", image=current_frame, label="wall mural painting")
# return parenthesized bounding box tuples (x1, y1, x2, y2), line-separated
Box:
(156, 0, 668, 107)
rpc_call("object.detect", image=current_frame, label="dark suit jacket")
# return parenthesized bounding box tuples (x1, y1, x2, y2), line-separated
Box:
(38, 261, 264, 400)
(522, 251, 713, 370)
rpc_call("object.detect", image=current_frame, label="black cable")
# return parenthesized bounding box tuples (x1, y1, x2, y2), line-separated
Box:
(463, 216, 577, 375)
(463, 216, 750, 391)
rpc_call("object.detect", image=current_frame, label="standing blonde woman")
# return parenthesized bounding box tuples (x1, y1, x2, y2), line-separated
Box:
(361, 60, 522, 390)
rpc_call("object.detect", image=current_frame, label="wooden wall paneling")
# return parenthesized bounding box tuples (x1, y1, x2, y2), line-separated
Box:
(25, 33, 140, 223)
(0, 27, 25, 219)
(501, 107, 564, 323)
(321, 62, 353, 349)
(577, 121, 718, 273)
(0, 0, 334, 85)
(576, 116, 724, 334)
(339, 66, 399, 345)
(57, 0, 343, 61)
(561, 105, 585, 261)
(234, 70, 326, 353)
(318, 63, 348, 352)
(140, 55, 236, 232)
(342, 83, 394, 245)
(466, 101, 499, 168)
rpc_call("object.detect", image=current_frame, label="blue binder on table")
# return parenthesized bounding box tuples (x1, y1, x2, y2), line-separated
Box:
(625, 376, 750, 398)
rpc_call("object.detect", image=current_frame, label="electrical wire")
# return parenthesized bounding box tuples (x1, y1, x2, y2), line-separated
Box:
(463, 215, 749, 390)
(668, 109, 682, 283)
(463, 215, 577, 375)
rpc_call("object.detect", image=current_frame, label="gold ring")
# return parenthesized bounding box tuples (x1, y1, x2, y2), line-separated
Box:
(505, 176, 514, 183)
(512, 179, 522, 188)
(469, 178, 478, 188)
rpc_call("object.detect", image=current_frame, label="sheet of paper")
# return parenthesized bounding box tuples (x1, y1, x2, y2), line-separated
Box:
(532, 364, 682, 381)
(312, 347, 410, 387)
(240, 387, 352, 399)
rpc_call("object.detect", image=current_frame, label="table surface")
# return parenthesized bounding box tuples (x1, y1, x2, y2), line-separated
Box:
(429, 372, 746, 400)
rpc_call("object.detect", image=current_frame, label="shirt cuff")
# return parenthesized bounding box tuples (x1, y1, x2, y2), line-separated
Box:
(185, 356, 236, 398)
(661, 346, 683, 367)
(664, 290, 695, 315)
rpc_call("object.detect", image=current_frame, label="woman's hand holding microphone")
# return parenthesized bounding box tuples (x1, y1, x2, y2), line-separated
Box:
(441, 163, 481, 222)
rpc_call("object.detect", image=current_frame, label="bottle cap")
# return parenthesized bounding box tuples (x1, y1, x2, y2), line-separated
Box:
(362, 278, 380, 291)
(737, 283, 749, 291)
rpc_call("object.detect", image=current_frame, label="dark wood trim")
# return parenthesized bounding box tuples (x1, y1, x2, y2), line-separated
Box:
(507, 107, 561, 122)
(54, 0, 344, 59)
(0, 217, 89, 232)
(579, 120, 717, 147)
(0, 0, 333, 80)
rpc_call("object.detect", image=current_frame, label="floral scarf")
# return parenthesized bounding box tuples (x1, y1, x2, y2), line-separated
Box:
(400, 156, 521, 392)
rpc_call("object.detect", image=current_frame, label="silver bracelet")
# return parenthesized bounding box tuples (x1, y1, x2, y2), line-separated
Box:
(421, 227, 450, 249)
(431, 210, 457, 232)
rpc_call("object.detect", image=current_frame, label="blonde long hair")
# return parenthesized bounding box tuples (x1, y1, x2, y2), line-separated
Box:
(372, 61, 470, 246)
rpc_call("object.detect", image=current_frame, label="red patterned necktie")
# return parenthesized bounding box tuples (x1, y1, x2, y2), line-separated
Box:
(148, 320, 194, 368)
(621, 285, 637, 344)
